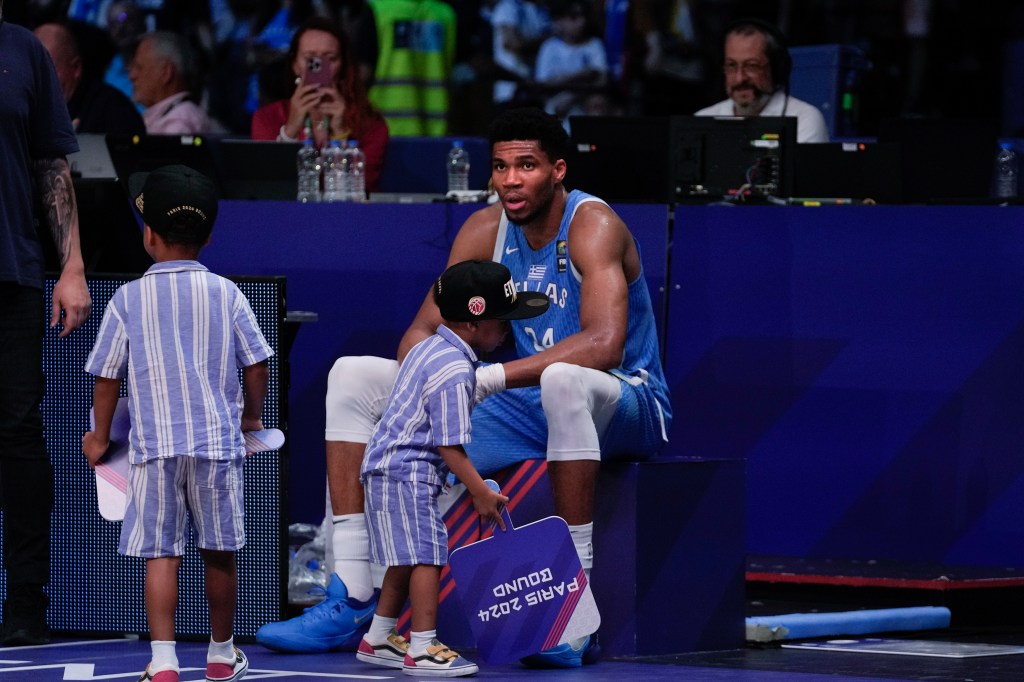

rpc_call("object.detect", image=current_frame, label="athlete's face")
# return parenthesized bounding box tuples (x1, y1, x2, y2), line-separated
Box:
(492, 140, 566, 225)
(473, 319, 510, 353)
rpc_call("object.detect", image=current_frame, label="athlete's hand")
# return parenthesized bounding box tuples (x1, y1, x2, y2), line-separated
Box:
(474, 363, 506, 404)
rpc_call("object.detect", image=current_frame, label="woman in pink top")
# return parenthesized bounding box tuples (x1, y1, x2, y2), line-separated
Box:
(251, 17, 389, 192)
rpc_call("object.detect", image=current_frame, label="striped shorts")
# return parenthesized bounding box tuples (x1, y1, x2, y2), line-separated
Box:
(364, 474, 447, 567)
(118, 456, 245, 558)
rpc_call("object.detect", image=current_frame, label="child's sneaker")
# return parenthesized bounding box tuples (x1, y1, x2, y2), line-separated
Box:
(356, 629, 410, 669)
(403, 639, 478, 677)
(138, 664, 179, 682)
(206, 646, 249, 681)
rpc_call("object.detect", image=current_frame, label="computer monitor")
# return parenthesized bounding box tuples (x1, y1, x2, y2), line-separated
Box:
(566, 116, 674, 203)
(878, 117, 998, 204)
(670, 115, 798, 200)
(106, 133, 220, 191)
(792, 141, 903, 204)
(212, 139, 300, 200)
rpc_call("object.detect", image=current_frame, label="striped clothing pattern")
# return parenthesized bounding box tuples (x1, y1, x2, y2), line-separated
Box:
(362, 325, 476, 565)
(85, 260, 273, 463)
(361, 325, 476, 486)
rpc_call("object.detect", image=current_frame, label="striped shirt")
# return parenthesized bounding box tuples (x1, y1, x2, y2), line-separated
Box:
(361, 325, 475, 486)
(85, 260, 273, 463)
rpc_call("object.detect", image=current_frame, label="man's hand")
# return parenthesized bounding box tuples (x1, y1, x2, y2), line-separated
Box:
(474, 363, 506, 404)
(50, 268, 91, 336)
(82, 431, 109, 467)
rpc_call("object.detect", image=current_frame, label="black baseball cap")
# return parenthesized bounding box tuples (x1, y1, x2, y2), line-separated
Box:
(128, 164, 218, 237)
(435, 260, 549, 322)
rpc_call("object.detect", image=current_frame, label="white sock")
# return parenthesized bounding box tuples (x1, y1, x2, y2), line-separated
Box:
(368, 614, 398, 643)
(568, 522, 594, 578)
(208, 636, 235, 664)
(332, 513, 374, 601)
(409, 629, 437, 656)
(150, 640, 178, 673)
(370, 561, 387, 590)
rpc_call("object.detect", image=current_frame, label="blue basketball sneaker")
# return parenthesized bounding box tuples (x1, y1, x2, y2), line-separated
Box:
(519, 635, 599, 668)
(256, 573, 376, 653)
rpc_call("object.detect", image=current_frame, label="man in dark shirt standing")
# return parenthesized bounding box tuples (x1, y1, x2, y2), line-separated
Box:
(0, 3, 92, 646)
(35, 22, 145, 135)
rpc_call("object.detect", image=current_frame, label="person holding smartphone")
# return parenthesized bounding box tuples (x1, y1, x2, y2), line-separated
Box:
(251, 16, 390, 192)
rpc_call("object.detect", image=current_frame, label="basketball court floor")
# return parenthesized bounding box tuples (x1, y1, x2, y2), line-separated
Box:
(3, 630, 1024, 682)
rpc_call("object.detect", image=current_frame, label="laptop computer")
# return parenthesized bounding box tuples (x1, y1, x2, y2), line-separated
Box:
(212, 139, 301, 200)
(70, 133, 117, 179)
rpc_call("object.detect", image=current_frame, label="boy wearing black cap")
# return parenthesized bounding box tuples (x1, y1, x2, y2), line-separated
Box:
(356, 260, 549, 677)
(82, 165, 272, 682)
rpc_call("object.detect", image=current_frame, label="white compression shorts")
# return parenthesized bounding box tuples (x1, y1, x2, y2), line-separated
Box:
(324, 356, 623, 466)
(324, 356, 400, 443)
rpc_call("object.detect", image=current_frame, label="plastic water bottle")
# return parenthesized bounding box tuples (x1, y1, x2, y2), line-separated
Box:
(296, 138, 321, 203)
(993, 142, 1019, 198)
(346, 139, 366, 202)
(447, 139, 470, 193)
(321, 140, 344, 202)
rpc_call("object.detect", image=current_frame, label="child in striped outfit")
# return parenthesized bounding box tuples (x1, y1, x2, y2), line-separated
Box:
(356, 259, 549, 677)
(82, 165, 271, 682)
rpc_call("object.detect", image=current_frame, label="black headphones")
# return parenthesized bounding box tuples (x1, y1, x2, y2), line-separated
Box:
(723, 17, 792, 89)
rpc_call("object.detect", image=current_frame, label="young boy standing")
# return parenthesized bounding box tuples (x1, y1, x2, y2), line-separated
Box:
(82, 165, 272, 682)
(356, 259, 549, 677)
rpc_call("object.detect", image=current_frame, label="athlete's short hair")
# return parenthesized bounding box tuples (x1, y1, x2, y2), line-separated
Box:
(488, 107, 570, 164)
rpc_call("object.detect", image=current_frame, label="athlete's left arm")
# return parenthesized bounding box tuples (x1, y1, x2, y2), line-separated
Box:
(502, 202, 631, 388)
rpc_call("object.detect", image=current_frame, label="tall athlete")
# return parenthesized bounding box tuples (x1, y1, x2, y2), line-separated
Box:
(257, 107, 671, 667)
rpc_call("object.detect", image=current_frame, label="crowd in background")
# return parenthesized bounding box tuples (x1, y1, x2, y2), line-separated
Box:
(6, 0, 1024, 139)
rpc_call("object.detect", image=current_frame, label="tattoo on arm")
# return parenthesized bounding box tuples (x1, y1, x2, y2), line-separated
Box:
(32, 157, 78, 269)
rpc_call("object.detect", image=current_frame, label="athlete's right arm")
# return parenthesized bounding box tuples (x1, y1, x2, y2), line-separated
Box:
(396, 204, 504, 361)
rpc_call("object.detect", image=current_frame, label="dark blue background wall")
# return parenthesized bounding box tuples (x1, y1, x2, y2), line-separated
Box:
(202, 201, 1024, 569)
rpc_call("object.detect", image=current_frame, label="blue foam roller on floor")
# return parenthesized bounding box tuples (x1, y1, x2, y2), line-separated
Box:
(745, 606, 951, 642)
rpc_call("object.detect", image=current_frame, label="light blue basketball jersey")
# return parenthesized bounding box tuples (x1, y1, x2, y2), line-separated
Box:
(465, 190, 671, 474)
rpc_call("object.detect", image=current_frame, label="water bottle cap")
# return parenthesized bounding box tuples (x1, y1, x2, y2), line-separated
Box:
(347, 139, 359, 147)
(452, 139, 464, 147)
(1000, 142, 1014, 151)
(330, 139, 342, 147)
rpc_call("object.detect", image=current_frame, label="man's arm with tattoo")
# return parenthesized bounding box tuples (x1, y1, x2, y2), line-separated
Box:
(33, 157, 91, 336)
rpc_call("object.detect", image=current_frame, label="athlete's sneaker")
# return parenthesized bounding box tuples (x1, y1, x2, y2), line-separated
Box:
(206, 646, 249, 681)
(356, 629, 410, 669)
(519, 634, 599, 668)
(138, 664, 179, 682)
(403, 639, 479, 677)
(255, 573, 377, 652)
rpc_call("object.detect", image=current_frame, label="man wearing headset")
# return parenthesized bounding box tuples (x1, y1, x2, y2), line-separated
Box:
(696, 19, 829, 144)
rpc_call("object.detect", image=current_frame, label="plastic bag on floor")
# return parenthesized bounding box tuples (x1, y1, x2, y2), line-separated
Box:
(288, 522, 329, 605)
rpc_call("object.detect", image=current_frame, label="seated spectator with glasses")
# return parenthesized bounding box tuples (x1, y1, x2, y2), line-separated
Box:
(696, 18, 828, 143)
